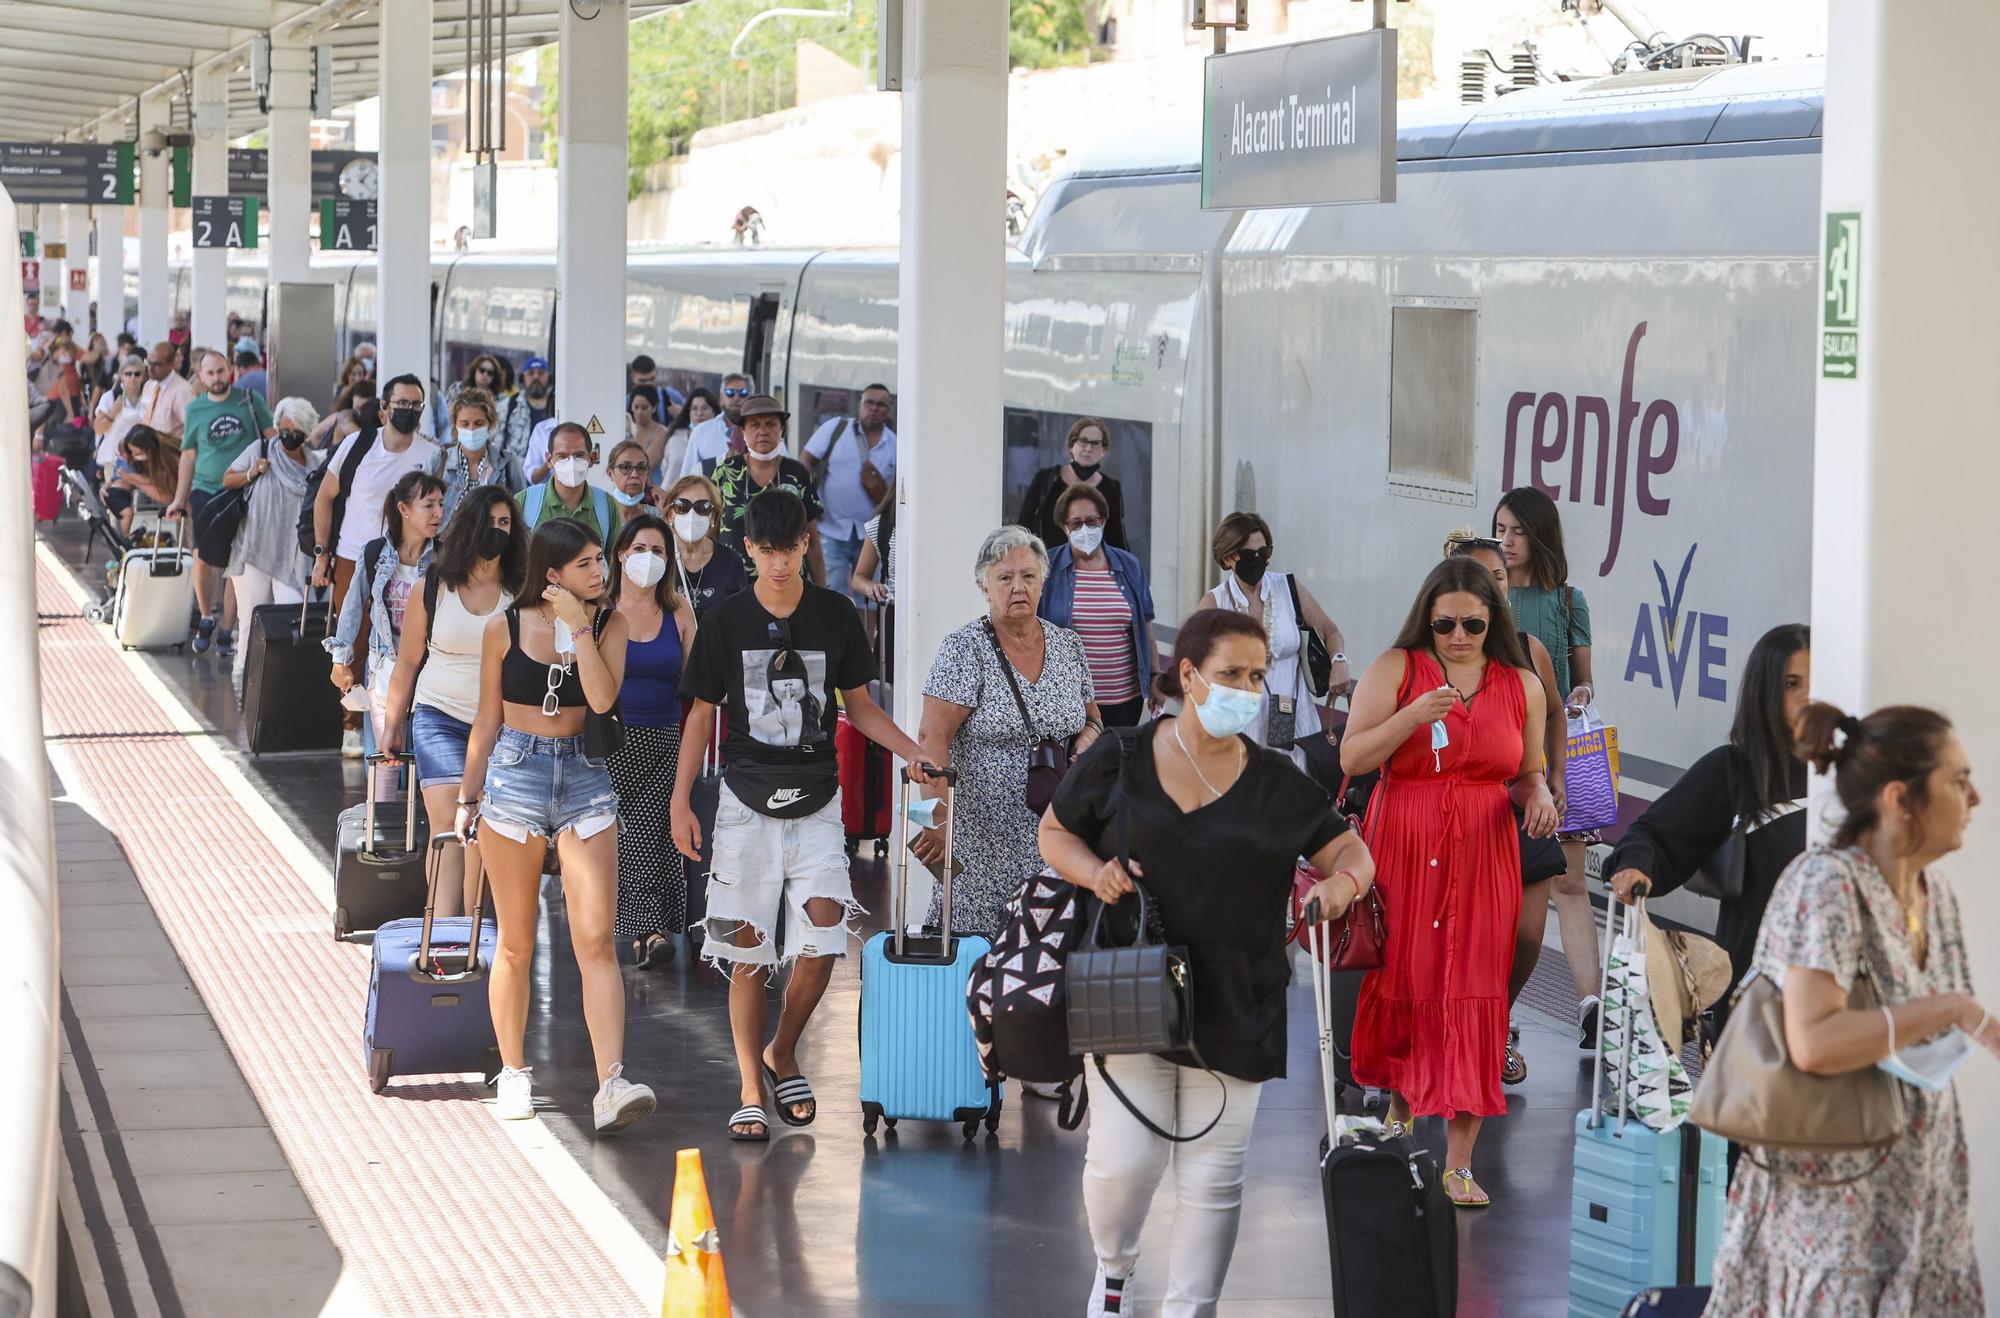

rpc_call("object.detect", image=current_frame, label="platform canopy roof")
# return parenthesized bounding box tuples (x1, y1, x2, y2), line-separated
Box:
(0, 0, 679, 144)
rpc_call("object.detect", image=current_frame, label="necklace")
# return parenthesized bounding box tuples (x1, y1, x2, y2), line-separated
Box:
(1172, 717, 1239, 801)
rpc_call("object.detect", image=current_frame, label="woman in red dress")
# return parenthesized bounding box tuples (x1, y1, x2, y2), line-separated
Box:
(1340, 556, 1559, 1208)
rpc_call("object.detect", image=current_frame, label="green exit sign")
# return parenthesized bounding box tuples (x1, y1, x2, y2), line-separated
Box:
(1822, 211, 1860, 380)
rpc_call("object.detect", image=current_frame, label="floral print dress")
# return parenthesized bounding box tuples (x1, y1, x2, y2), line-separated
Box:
(1706, 846, 1984, 1316)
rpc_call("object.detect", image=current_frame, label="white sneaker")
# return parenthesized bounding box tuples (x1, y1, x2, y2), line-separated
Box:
(341, 728, 363, 759)
(495, 1065, 535, 1120)
(592, 1063, 656, 1134)
(1086, 1265, 1132, 1318)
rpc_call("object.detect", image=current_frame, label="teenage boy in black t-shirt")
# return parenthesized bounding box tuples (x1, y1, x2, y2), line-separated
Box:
(672, 487, 939, 1142)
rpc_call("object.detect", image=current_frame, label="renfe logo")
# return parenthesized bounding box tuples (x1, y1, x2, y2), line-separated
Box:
(1501, 322, 1680, 577)
(1624, 543, 1728, 706)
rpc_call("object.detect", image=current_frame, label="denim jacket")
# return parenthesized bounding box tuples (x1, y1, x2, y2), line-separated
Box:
(326, 536, 435, 668)
(1039, 542, 1156, 698)
(440, 442, 527, 523)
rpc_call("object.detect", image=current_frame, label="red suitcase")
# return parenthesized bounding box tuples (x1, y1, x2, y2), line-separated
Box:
(836, 712, 894, 856)
(32, 452, 64, 522)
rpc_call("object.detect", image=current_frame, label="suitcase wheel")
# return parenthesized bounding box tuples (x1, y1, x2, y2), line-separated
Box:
(844, 837, 859, 858)
(884, 1118, 896, 1131)
(961, 1119, 979, 1141)
(83, 604, 103, 623)
(368, 1048, 392, 1094)
(863, 1111, 879, 1136)
(873, 839, 887, 858)
(333, 907, 350, 941)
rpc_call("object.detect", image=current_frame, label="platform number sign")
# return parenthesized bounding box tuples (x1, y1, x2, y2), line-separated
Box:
(1822, 211, 1860, 380)
(318, 197, 377, 250)
(192, 194, 259, 249)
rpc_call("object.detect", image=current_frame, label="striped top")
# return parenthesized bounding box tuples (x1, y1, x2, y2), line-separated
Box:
(1070, 565, 1138, 703)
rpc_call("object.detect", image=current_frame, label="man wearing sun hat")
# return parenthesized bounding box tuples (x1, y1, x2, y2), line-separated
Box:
(710, 393, 825, 584)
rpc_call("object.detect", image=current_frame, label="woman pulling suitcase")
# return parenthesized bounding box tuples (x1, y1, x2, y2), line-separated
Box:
(1038, 607, 1375, 1318)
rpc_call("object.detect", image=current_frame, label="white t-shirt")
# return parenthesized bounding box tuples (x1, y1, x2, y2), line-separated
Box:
(803, 417, 896, 539)
(675, 414, 737, 481)
(330, 431, 441, 561)
(94, 390, 146, 469)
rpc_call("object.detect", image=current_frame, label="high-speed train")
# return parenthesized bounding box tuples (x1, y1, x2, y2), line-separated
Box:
(155, 57, 1824, 812)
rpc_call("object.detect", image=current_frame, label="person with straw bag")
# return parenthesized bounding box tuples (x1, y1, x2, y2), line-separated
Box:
(1695, 702, 1999, 1315)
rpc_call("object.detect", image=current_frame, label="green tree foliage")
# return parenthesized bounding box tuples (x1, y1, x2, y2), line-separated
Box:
(542, 0, 1098, 197)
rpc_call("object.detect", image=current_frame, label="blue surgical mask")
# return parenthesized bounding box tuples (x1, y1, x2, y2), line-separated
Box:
(1191, 669, 1261, 739)
(1878, 1029, 1973, 1092)
(907, 796, 943, 829)
(457, 425, 491, 452)
(609, 484, 644, 507)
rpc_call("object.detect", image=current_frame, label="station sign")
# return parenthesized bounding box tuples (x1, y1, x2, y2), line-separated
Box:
(1822, 211, 1860, 380)
(0, 142, 135, 205)
(42, 241, 66, 260)
(69, 268, 87, 292)
(18, 232, 34, 258)
(172, 148, 379, 208)
(1201, 28, 1396, 211)
(21, 260, 37, 292)
(319, 197, 378, 250)
(191, 194, 260, 249)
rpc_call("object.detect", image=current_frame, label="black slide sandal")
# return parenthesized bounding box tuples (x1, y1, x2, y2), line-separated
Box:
(761, 1062, 817, 1127)
(728, 1105, 770, 1142)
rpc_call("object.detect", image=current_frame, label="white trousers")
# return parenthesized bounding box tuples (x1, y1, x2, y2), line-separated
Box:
(1081, 1052, 1265, 1318)
(231, 563, 303, 615)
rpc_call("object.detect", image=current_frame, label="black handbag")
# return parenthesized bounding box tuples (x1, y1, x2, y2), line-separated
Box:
(1287, 572, 1334, 700)
(582, 607, 626, 759)
(1063, 734, 1225, 1142)
(193, 438, 263, 568)
(983, 617, 1071, 813)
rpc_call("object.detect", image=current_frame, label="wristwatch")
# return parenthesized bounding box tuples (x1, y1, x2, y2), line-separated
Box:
(1330, 652, 1347, 664)
(312, 544, 327, 558)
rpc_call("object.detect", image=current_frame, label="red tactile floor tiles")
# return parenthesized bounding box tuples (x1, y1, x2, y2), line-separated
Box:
(37, 557, 650, 1316)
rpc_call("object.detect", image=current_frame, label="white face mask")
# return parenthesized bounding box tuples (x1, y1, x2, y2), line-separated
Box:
(1067, 525, 1104, 557)
(624, 549, 666, 589)
(457, 425, 491, 452)
(552, 455, 590, 487)
(673, 511, 710, 543)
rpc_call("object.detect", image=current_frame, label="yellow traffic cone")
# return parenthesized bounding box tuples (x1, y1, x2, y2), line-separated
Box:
(663, 1148, 730, 1317)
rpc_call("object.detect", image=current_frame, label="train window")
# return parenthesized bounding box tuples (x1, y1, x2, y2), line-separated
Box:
(1003, 408, 1152, 571)
(1387, 300, 1479, 505)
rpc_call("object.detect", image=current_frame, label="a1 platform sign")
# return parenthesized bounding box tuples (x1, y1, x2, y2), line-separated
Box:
(192, 194, 259, 249)
(319, 197, 377, 250)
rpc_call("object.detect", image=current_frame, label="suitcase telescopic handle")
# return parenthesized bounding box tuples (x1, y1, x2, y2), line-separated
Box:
(363, 751, 419, 855)
(411, 831, 487, 984)
(892, 764, 958, 958)
(1305, 897, 1339, 1144)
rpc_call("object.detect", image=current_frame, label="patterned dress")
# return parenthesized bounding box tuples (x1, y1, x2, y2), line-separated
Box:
(1706, 847, 1984, 1316)
(921, 618, 1093, 936)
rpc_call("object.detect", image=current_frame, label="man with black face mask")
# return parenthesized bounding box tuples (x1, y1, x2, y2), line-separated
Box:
(311, 374, 441, 610)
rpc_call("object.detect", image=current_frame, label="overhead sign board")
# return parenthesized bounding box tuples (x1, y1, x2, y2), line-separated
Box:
(319, 197, 377, 250)
(0, 142, 134, 205)
(1822, 211, 1860, 380)
(173, 148, 379, 208)
(191, 194, 259, 249)
(1201, 28, 1396, 211)
(42, 241, 65, 259)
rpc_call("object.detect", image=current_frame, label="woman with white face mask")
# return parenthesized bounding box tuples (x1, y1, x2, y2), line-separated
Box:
(661, 473, 747, 620)
(439, 389, 526, 522)
(607, 512, 699, 968)
(1039, 484, 1157, 728)
(1038, 607, 1375, 1318)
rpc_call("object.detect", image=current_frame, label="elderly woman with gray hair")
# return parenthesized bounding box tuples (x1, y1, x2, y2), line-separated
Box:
(913, 524, 1103, 938)
(220, 394, 325, 620)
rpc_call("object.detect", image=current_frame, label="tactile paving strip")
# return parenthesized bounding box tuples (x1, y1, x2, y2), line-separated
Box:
(36, 556, 649, 1317)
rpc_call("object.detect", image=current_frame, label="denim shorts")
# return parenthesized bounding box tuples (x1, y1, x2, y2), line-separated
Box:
(701, 783, 858, 969)
(409, 703, 473, 789)
(478, 727, 619, 845)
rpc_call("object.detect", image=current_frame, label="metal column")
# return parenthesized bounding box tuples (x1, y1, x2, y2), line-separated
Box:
(554, 0, 632, 448)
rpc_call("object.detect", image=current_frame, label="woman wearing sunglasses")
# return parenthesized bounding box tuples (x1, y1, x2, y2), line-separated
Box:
(456, 518, 654, 1134)
(1341, 556, 1559, 1209)
(662, 473, 748, 619)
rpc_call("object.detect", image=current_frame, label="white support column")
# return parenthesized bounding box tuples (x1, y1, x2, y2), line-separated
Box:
(1813, 0, 2000, 1284)
(190, 64, 230, 358)
(137, 96, 170, 346)
(266, 40, 314, 287)
(96, 120, 126, 338)
(62, 204, 90, 328)
(554, 0, 630, 448)
(893, 0, 1009, 725)
(377, 0, 433, 385)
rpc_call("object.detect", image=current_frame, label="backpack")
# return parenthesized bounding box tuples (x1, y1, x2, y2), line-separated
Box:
(966, 869, 1090, 1129)
(297, 423, 379, 558)
(521, 480, 612, 536)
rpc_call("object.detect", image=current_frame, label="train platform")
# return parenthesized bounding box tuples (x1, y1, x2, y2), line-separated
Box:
(36, 511, 1605, 1317)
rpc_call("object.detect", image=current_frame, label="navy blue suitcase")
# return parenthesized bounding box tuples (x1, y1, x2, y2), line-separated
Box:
(364, 833, 500, 1093)
(858, 770, 1001, 1139)
(1619, 1287, 1710, 1317)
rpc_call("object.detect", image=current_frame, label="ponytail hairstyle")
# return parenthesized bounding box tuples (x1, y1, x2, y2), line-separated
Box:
(1156, 606, 1269, 701)
(1795, 700, 1956, 850)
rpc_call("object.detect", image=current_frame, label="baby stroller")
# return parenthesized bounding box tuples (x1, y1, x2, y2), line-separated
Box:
(60, 466, 134, 623)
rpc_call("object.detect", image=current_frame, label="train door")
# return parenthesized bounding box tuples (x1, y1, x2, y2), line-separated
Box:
(743, 290, 781, 395)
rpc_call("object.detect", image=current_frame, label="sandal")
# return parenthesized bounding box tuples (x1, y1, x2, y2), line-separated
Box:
(1444, 1167, 1490, 1209)
(728, 1105, 771, 1142)
(634, 933, 676, 969)
(762, 1062, 817, 1127)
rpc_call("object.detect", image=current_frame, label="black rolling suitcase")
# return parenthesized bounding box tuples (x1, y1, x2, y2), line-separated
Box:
(1306, 909, 1456, 1318)
(333, 754, 429, 940)
(242, 591, 345, 754)
(1621, 1287, 1711, 1316)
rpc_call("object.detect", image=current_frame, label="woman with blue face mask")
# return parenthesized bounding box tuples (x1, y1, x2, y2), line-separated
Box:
(1038, 606, 1375, 1317)
(440, 389, 526, 521)
(605, 439, 662, 528)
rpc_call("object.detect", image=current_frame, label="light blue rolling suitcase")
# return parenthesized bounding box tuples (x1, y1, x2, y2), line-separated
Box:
(363, 833, 501, 1094)
(858, 770, 1001, 1139)
(1569, 902, 1728, 1317)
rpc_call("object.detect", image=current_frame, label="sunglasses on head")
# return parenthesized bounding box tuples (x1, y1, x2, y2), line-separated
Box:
(669, 498, 716, 516)
(1431, 616, 1489, 637)
(1452, 536, 1504, 554)
(722, 387, 751, 398)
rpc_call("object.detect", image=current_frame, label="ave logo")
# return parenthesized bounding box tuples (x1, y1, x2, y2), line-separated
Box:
(1623, 543, 1728, 706)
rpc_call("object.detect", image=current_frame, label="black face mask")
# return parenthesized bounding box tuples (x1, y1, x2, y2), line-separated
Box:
(478, 526, 511, 561)
(277, 429, 307, 451)
(387, 406, 422, 435)
(1070, 460, 1100, 480)
(356, 399, 382, 428)
(1234, 547, 1272, 587)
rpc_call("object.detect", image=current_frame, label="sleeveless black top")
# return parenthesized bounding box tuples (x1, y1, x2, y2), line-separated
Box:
(501, 607, 587, 708)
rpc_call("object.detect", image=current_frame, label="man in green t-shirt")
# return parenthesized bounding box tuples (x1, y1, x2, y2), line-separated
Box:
(167, 348, 275, 657)
(515, 420, 613, 542)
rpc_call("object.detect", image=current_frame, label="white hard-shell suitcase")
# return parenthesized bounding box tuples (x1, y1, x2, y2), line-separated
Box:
(111, 520, 195, 651)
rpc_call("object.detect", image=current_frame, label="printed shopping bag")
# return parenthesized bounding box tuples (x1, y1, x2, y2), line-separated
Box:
(1599, 915, 1693, 1132)
(1560, 704, 1620, 832)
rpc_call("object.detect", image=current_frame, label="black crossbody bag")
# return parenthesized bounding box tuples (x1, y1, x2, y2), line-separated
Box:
(984, 617, 1072, 814)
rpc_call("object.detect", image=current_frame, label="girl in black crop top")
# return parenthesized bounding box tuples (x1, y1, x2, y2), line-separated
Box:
(456, 519, 654, 1133)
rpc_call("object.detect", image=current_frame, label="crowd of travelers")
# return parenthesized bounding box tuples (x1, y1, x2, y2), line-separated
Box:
(26, 309, 2000, 1317)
